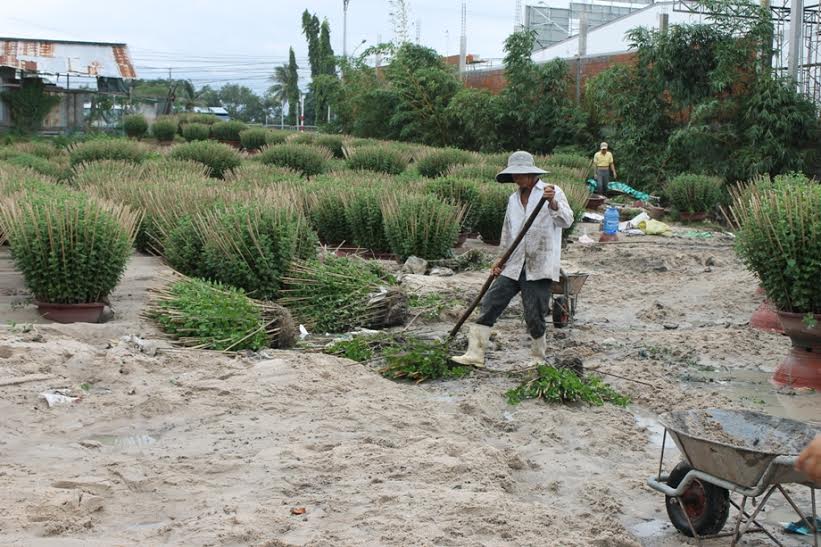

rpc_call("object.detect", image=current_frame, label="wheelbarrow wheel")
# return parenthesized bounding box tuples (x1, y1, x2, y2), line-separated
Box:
(665, 461, 730, 537)
(552, 296, 570, 328)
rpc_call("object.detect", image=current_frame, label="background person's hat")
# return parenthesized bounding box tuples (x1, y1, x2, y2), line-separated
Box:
(600, 142, 608, 149)
(496, 151, 548, 183)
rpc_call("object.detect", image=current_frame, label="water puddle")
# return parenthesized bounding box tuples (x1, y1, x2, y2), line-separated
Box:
(90, 433, 159, 449)
(633, 411, 667, 447)
(630, 519, 673, 538)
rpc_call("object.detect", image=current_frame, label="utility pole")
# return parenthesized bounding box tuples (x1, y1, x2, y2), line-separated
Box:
(787, 0, 803, 82)
(299, 92, 306, 131)
(515, 0, 523, 31)
(343, 0, 351, 58)
(281, 100, 285, 129)
(416, 19, 421, 44)
(459, 0, 467, 77)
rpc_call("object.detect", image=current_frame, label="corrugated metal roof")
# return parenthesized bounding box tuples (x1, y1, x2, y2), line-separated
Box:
(0, 37, 136, 79)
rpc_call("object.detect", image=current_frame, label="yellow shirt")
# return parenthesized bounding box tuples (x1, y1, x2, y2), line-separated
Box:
(594, 151, 614, 169)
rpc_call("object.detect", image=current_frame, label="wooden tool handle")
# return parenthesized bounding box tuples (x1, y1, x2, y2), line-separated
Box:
(448, 196, 549, 340)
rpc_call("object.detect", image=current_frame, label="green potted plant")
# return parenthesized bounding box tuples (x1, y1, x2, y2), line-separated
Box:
(151, 117, 179, 144)
(728, 182, 821, 389)
(123, 114, 148, 139)
(210, 121, 248, 148)
(474, 184, 510, 245)
(0, 190, 140, 323)
(665, 173, 723, 222)
(381, 193, 464, 261)
(425, 177, 480, 247)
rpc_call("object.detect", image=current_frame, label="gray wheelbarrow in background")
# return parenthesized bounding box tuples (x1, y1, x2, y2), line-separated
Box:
(647, 408, 819, 546)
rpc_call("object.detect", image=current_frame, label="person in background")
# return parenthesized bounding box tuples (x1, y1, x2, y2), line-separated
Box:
(797, 434, 821, 482)
(593, 142, 616, 195)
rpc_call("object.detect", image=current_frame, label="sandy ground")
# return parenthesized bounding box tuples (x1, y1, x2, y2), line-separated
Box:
(0, 224, 818, 546)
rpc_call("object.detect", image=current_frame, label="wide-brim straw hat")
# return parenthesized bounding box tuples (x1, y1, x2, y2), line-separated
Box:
(496, 150, 548, 183)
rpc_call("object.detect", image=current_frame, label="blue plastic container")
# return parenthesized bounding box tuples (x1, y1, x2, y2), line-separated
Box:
(603, 207, 620, 235)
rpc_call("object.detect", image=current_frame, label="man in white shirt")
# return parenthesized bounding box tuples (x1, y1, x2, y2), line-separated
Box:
(453, 151, 574, 367)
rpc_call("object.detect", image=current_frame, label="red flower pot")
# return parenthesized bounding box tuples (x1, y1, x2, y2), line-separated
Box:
(36, 302, 105, 324)
(586, 195, 605, 210)
(750, 300, 784, 334)
(772, 311, 821, 390)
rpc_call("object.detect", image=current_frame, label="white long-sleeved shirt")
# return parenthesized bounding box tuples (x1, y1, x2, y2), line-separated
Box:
(498, 179, 574, 282)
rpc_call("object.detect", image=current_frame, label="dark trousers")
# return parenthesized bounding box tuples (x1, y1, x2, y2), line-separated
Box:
(476, 267, 552, 339)
(596, 168, 610, 195)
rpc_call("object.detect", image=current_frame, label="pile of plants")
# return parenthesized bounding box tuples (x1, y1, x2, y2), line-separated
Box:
(416, 148, 474, 178)
(379, 338, 468, 382)
(280, 255, 407, 333)
(728, 182, 821, 314)
(265, 130, 290, 145)
(239, 128, 268, 151)
(151, 117, 179, 143)
(506, 365, 630, 406)
(382, 194, 464, 260)
(223, 163, 301, 188)
(346, 145, 408, 175)
(182, 122, 210, 142)
(474, 184, 511, 244)
(665, 173, 724, 215)
(169, 140, 241, 179)
(0, 191, 140, 305)
(123, 114, 149, 139)
(259, 143, 331, 178)
(146, 277, 296, 351)
(210, 120, 248, 142)
(68, 138, 149, 167)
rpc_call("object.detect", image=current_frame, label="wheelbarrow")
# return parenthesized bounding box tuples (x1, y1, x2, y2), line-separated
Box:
(550, 270, 589, 328)
(647, 408, 819, 546)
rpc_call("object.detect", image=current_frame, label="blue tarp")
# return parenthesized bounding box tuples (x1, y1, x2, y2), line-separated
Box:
(586, 179, 653, 202)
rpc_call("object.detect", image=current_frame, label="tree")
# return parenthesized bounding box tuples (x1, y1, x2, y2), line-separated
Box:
(287, 48, 300, 126)
(217, 84, 266, 123)
(269, 63, 294, 104)
(178, 80, 204, 111)
(319, 20, 336, 76)
(445, 88, 502, 151)
(0, 79, 60, 133)
(385, 43, 460, 145)
(302, 10, 322, 77)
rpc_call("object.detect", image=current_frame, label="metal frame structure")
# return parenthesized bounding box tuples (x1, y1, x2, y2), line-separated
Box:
(524, 2, 649, 49)
(673, 0, 821, 104)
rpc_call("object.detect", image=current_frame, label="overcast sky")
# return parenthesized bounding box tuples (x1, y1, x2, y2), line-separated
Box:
(0, 1, 524, 93)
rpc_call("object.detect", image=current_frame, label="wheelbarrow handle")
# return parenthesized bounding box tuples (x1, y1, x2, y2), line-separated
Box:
(448, 197, 549, 341)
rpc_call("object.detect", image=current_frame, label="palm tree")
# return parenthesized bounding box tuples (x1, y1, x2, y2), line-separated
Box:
(178, 80, 204, 111)
(268, 64, 293, 104)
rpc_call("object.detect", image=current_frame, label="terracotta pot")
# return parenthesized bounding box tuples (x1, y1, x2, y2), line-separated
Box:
(772, 311, 821, 390)
(598, 232, 618, 242)
(750, 300, 784, 334)
(36, 301, 104, 324)
(586, 195, 606, 210)
(679, 211, 707, 222)
(647, 205, 666, 221)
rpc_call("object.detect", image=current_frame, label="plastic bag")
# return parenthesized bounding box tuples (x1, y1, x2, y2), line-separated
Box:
(638, 219, 673, 237)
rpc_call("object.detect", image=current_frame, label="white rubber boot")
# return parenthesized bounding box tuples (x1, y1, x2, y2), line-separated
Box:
(451, 324, 491, 368)
(530, 334, 547, 363)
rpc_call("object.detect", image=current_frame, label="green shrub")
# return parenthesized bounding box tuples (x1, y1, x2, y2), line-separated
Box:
(447, 162, 499, 181)
(506, 365, 630, 406)
(416, 148, 474, 178)
(280, 256, 407, 332)
(258, 143, 331, 178)
(425, 177, 481, 232)
(346, 145, 408, 175)
(68, 138, 149, 167)
(343, 186, 390, 252)
(265, 130, 290, 145)
(665, 173, 724, 214)
(123, 114, 148, 139)
(314, 135, 346, 158)
(382, 194, 463, 260)
(730, 183, 821, 314)
(180, 113, 221, 126)
(166, 203, 318, 300)
(239, 128, 268, 151)
(290, 132, 316, 145)
(474, 184, 511, 244)
(9, 141, 64, 159)
(182, 122, 210, 142)
(5, 153, 69, 180)
(560, 181, 591, 243)
(147, 277, 296, 351)
(379, 339, 468, 382)
(308, 187, 354, 245)
(169, 140, 241, 179)
(223, 163, 301, 187)
(210, 120, 248, 142)
(543, 153, 591, 171)
(0, 192, 139, 304)
(151, 117, 179, 142)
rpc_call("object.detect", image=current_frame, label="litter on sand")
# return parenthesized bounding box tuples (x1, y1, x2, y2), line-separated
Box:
(39, 389, 81, 407)
(781, 517, 821, 535)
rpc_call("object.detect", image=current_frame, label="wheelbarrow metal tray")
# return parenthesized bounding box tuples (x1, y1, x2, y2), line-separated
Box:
(551, 272, 589, 296)
(659, 409, 818, 489)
